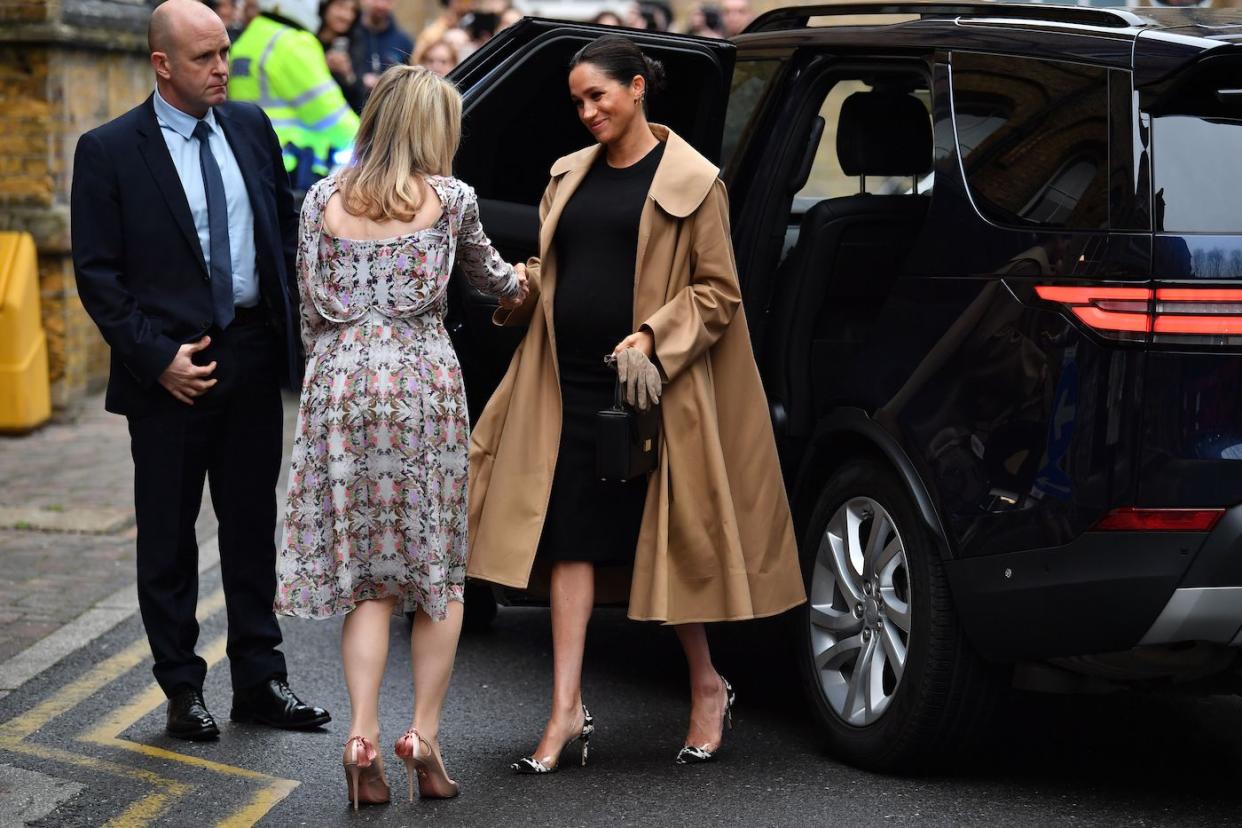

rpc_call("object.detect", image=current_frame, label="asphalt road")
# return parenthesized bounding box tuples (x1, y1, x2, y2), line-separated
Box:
(4, 563, 1242, 827)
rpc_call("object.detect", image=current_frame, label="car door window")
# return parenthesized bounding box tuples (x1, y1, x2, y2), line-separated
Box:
(721, 58, 783, 175)
(951, 53, 1109, 230)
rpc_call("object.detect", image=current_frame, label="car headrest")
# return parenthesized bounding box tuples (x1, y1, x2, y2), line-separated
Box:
(836, 91, 933, 178)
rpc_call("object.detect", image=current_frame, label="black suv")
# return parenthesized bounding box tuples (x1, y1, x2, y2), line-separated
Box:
(444, 3, 1242, 770)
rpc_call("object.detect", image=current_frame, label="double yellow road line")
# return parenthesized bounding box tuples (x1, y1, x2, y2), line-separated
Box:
(0, 588, 299, 826)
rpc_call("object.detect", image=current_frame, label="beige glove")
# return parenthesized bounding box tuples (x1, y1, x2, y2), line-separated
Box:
(616, 347, 662, 411)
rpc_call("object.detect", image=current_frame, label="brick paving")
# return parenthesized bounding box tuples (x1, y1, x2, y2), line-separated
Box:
(0, 397, 139, 664)
(0, 391, 297, 666)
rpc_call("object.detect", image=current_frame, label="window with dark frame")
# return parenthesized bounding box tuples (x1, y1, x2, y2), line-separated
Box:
(951, 53, 1109, 231)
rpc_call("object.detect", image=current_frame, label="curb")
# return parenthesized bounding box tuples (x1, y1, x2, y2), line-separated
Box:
(0, 536, 221, 701)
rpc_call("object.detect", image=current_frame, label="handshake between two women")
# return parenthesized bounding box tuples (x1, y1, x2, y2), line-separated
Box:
(499, 262, 530, 310)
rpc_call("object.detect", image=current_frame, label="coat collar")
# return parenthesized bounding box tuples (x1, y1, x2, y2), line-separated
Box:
(548, 124, 720, 219)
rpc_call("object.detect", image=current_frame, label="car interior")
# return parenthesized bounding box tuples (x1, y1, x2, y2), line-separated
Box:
(759, 69, 934, 440)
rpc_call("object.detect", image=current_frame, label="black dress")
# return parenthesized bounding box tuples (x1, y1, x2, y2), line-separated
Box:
(537, 142, 667, 564)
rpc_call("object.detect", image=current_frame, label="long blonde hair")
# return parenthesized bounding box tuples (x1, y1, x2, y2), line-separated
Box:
(338, 65, 462, 222)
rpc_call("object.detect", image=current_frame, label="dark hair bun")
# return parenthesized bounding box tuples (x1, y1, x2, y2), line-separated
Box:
(643, 55, 667, 94)
(570, 35, 666, 103)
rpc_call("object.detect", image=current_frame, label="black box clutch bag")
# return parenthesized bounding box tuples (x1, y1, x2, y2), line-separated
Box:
(596, 359, 660, 482)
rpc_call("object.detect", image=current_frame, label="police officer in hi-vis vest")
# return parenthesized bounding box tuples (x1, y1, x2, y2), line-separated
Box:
(229, 0, 360, 191)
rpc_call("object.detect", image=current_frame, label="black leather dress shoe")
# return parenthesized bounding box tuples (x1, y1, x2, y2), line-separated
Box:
(230, 678, 331, 730)
(167, 688, 220, 741)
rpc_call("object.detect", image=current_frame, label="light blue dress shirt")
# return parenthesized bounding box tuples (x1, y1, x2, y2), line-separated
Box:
(153, 88, 258, 309)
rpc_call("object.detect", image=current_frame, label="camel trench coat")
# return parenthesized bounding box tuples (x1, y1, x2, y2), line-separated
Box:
(466, 125, 806, 624)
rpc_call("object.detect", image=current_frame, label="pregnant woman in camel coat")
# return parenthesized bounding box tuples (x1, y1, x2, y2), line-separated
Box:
(467, 35, 805, 772)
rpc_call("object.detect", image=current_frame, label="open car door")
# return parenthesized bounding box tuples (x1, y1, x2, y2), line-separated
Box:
(446, 19, 736, 418)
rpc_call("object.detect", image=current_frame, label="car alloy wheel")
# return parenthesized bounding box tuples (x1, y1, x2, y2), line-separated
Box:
(808, 496, 912, 726)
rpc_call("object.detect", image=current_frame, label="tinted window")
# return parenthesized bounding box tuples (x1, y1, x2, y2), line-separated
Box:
(951, 53, 1109, 230)
(721, 58, 782, 174)
(1152, 117, 1242, 233)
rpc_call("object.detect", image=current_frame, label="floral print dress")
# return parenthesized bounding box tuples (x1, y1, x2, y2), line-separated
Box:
(276, 175, 518, 621)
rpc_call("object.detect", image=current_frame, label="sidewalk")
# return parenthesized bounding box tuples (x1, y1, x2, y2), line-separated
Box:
(0, 397, 144, 669)
(0, 391, 296, 696)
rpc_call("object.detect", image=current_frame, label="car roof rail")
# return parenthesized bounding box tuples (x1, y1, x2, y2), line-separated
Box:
(745, 2, 1149, 34)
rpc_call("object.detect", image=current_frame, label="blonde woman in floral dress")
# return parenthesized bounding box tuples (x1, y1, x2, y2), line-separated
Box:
(276, 66, 526, 808)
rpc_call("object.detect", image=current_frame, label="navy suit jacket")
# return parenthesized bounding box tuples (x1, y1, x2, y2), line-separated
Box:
(71, 95, 301, 416)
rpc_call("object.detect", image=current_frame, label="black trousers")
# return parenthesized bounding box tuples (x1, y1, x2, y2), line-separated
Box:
(128, 310, 287, 696)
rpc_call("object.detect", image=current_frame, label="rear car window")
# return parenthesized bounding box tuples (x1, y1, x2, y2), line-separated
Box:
(951, 53, 1109, 230)
(1147, 58, 1242, 234)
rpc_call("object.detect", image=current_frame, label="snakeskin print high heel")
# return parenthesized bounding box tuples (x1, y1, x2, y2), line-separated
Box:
(511, 705, 594, 774)
(675, 676, 735, 764)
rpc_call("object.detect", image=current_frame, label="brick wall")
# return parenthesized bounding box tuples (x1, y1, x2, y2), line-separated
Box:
(0, 47, 51, 207)
(0, 0, 151, 416)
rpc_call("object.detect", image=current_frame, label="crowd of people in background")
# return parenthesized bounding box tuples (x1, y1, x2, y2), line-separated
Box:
(203, 0, 550, 100)
(205, 0, 756, 100)
(200, 0, 753, 187)
(592, 0, 753, 38)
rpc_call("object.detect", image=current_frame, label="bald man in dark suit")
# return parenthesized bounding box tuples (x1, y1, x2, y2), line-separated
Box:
(71, 0, 328, 740)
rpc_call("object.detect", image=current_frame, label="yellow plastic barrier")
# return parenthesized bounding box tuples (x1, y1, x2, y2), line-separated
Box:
(0, 232, 51, 432)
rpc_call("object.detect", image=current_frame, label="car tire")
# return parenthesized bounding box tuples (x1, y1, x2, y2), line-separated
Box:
(796, 459, 1003, 771)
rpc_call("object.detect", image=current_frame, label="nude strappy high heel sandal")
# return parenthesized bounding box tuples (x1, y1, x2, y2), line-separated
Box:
(342, 735, 391, 810)
(395, 728, 460, 800)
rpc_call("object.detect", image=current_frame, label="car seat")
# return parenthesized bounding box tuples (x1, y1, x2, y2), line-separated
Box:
(767, 89, 933, 437)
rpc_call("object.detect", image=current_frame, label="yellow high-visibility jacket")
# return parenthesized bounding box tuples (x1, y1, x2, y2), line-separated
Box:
(229, 14, 359, 175)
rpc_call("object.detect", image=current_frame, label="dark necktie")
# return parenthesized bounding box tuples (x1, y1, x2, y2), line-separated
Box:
(193, 120, 234, 330)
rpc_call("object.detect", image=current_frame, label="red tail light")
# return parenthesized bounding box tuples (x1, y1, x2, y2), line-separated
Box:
(1033, 285, 1152, 335)
(1154, 287, 1242, 339)
(1035, 284, 1242, 343)
(1092, 507, 1225, 532)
